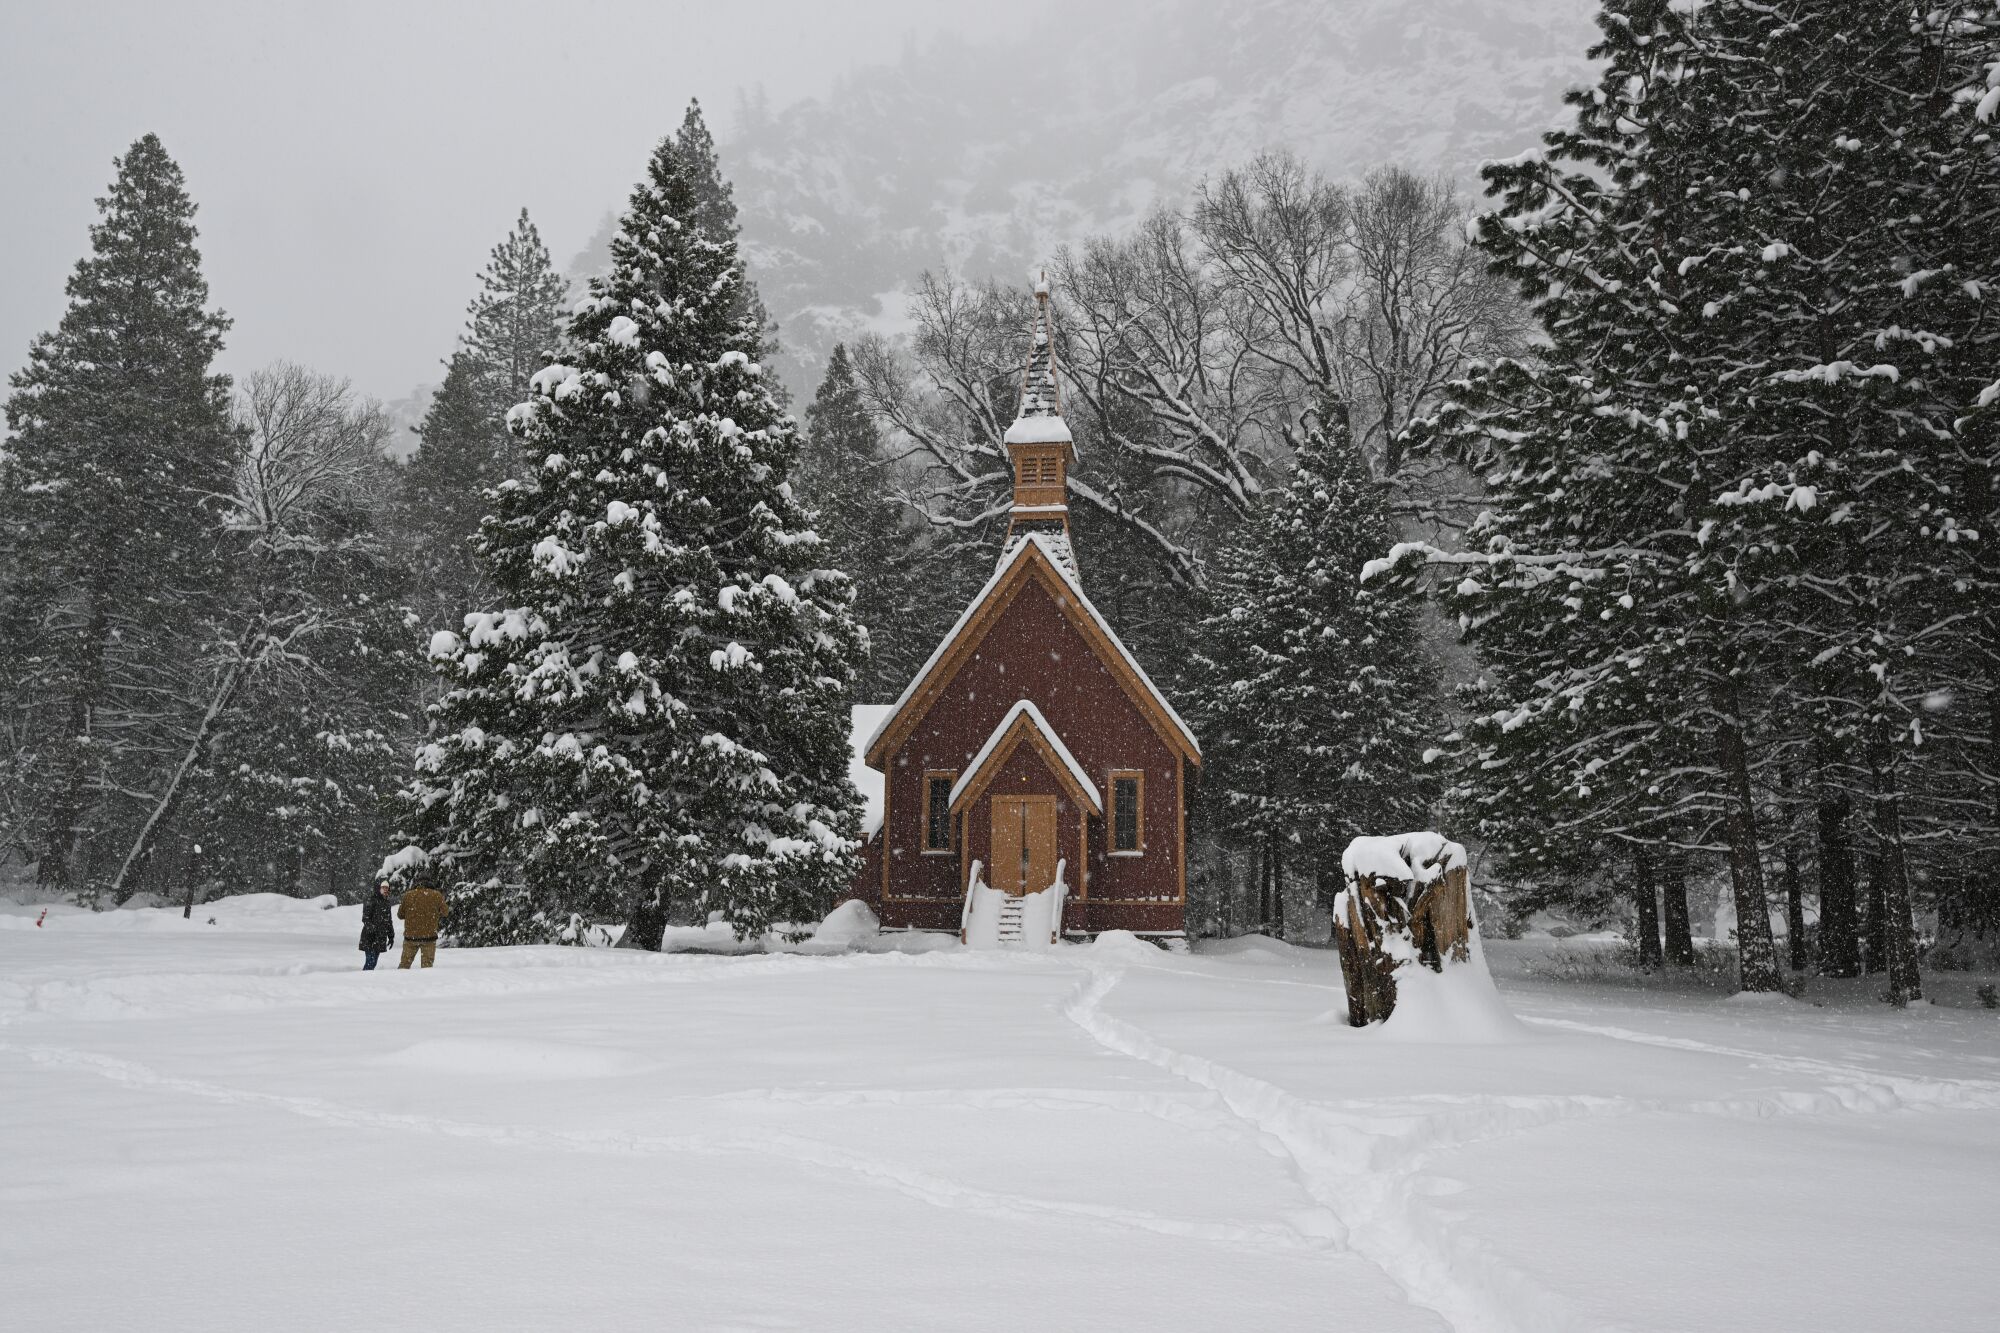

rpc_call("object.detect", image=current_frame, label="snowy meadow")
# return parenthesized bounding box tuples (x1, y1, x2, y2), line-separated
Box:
(8, 4, 2000, 1330)
(5, 897, 1998, 1333)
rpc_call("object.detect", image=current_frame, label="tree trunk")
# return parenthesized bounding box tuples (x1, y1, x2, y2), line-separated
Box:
(622, 887, 668, 952)
(1783, 831, 1808, 973)
(1867, 730, 1923, 1005)
(1863, 838, 1889, 975)
(1714, 694, 1782, 992)
(1634, 844, 1663, 968)
(182, 842, 203, 920)
(1258, 841, 1274, 933)
(1249, 846, 1261, 929)
(1271, 842, 1287, 941)
(1224, 844, 1240, 928)
(1332, 875, 1400, 1026)
(41, 750, 90, 897)
(1814, 741, 1861, 977)
(1661, 844, 1697, 966)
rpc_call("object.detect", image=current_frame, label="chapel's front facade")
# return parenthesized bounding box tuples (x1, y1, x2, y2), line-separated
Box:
(847, 284, 1201, 940)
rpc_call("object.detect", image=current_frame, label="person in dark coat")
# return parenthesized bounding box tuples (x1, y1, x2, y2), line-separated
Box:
(359, 882, 395, 970)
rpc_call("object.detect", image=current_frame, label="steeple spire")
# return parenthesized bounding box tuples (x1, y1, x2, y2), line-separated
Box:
(1001, 274, 1076, 571)
(1017, 275, 1063, 420)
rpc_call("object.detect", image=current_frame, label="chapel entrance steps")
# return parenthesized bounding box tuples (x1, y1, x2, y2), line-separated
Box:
(995, 893, 1027, 946)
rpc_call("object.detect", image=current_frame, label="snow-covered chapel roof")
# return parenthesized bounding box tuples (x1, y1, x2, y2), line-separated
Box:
(950, 699, 1102, 816)
(862, 532, 1200, 769)
(998, 526, 1077, 580)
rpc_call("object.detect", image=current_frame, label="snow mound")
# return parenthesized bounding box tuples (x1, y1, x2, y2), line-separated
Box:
(206, 892, 341, 919)
(377, 1038, 653, 1080)
(0, 892, 355, 936)
(660, 922, 764, 954)
(1199, 933, 1314, 963)
(1375, 936, 1527, 1043)
(812, 899, 880, 946)
(1088, 929, 1158, 959)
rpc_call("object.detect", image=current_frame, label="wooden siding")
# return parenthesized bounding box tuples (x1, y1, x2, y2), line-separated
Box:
(866, 543, 1197, 771)
(874, 572, 1184, 927)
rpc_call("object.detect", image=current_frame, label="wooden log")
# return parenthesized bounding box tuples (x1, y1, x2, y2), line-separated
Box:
(1436, 865, 1471, 964)
(1333, 873, 1406, 1027)
(1406, 864, 1471, 970)
(1336, 852, 1473, 1026)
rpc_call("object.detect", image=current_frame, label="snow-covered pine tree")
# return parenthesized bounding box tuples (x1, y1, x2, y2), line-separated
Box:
(395, 116, 865, 947)
(672, 100, 782, 391)
(463, 208, 570, 424)
(1598, 0, 2000, 1002)
(1190, 394, 1441, 933)
(1645, 1, 1935, 1001)
(401, 213, 570, 624)
(0, 134, 238, 897)
(1418, 1, 2000, 998)
(1409, 0, 1798, 990)
(795, 343, 943, 701)
(400, 352, 503, 627)
(1905, 5, 2000, 952)
(1425, 338, 1720, 958)
(1846, 3, 2000, 975)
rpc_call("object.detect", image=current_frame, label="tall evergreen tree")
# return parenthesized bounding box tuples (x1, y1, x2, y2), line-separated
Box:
(0, 134, 237, 895)
(1190, 396, 1442, 933)
(796, 343, 945, 701)
(673, 100, 783, 391)
(401, 211, 568, 625)
(393, 114, 865, 947)
(1416, 0, 2000, 999)
(463, 208, 571, 422)
(400, 352, 501, 627)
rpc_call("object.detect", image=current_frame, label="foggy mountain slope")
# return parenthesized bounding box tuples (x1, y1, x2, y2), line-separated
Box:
(709, 0, 1602, 393)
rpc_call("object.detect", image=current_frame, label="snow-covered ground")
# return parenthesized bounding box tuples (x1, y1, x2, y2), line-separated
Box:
(4, 897, 1997, 1332)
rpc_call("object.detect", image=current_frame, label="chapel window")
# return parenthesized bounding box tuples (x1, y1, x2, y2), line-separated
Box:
(924, 773, 956, 852)
(1111, 773, 1143, 854)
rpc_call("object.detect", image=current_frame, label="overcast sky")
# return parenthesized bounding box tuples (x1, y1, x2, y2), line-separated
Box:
(0, 1, 1043, 404)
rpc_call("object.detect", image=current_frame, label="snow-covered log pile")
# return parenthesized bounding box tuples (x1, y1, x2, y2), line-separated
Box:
(1332, 833, 1474, 1027)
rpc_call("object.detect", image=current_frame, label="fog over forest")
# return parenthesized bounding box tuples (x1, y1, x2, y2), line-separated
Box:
(2, 0, 1597, 410)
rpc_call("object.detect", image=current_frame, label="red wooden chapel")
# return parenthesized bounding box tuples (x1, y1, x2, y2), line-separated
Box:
(848, 282, 1201, 940)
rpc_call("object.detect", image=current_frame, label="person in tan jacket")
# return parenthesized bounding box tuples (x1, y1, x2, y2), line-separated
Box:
(396, 882, 449, 968)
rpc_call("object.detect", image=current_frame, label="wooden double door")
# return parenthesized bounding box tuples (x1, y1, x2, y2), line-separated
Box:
(990, 795, 1058, 896)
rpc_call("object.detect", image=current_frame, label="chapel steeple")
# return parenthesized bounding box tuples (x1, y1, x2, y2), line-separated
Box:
(1002, 276, 1075, 562)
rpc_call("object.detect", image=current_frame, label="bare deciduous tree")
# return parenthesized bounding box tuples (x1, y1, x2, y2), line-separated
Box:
(234, 363, 390, 542)
(855, 155, 1527, 590)
(107, 363, 395, 906)
(1337, 168, 1531, 477)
